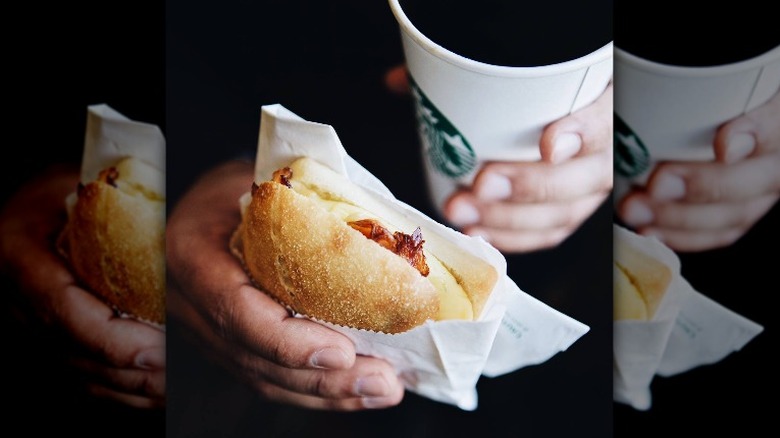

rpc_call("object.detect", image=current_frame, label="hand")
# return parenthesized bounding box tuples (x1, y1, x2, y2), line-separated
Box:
(386, 65, 613, 253)
(166, 160, 404, 411)
(0, 165, 165, 409)
(617, 91, 780, 252)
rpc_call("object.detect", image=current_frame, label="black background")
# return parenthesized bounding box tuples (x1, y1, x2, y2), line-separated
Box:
(4, 1, 165, 437)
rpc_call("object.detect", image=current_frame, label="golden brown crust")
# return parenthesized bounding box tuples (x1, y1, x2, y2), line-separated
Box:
(238, 181, 439, 334)
(285, 157, 498, 319)
(58, 177, 165, 325)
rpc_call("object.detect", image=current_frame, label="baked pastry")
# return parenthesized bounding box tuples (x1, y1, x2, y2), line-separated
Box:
(58, 156, 165, 326)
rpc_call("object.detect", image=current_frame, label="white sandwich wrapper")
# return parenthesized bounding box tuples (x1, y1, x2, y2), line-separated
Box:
(80, 103, 165, 185)
(62, 103, 166, 329)
(613, 225, 763, 410)
(240, 104, 590, 410)
(388, 0, 613, 216)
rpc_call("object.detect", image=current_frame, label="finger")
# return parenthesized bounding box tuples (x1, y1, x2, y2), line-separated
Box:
(714, 91, 780, 162)
(70, 355, 165, 399)
(384, 64, 410, 95)
(447, 191, 607, 230)
(86, 383, 165, 410)
(169, 282, 356, 375)
(637, 227, 748, 252)
(470, 151, 612, 203)
(461, 226, 575, 253)
(214, 284, 357, 370)
(539, 82, 613, 162)
(647, 155, 780, 203)
(254, 376, 404, 411)
(713, 122, 757, 164)
(59, 286, 165, 370)
(170, 286, 402, 403)
(256, 355, 403, 401)
(622, 193, 779, 230)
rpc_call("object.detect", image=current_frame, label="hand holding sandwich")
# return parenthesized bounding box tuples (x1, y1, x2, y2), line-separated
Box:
(0, 165, 165, 409)
(166, 160, 405, 410)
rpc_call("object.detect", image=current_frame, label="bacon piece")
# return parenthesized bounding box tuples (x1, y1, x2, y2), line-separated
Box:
(97, 167, 120, 188)
(393, 227, 430, 277)
(348, 219, 397, 252)
(348, 219, 430, 277)
(272, 167, 293, 188)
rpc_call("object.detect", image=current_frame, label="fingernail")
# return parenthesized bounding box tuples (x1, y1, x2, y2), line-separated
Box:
(726, 133, 756, 163)
(135, 348, 165, 370)
(310, 348, 350, 370)
(355, 374, 390, 397)
(651, 173, 686, 200)
(448, 198, 480, 226)
(362, 396, 398, 409)
(477, 173, 512, 201)
(623, 199, 653, 226)
(552, 133, 582, 163)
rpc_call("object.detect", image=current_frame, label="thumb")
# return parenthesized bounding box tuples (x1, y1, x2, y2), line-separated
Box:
(539, 82, 613, 163)
(714, 116, 757, 164)
(384, 64, 410, 95)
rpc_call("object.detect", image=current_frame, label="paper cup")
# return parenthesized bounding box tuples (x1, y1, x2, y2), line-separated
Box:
(388, 0, 613, 215)
(613, 45, 780, 183)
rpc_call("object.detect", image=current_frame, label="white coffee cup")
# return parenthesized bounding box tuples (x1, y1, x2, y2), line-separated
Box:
(388, 0, 613, 216)
(613, 44, 780, 186)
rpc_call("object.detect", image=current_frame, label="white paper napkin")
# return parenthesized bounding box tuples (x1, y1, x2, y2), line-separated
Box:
(81, 103, 165, 185)
(613, 225, 763, 410)
(241, 104, 590, 410)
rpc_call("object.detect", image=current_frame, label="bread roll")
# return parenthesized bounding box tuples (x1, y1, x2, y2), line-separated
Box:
(57, 157, 165, 326)
(231, 157, 498, 333)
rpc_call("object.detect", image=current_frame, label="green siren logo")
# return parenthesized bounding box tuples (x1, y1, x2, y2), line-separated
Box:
(614, 114, 651, 178)
(410, 75, 477, 178)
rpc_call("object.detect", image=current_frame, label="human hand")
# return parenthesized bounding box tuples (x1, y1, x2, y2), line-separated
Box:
(0, 165, 165, 409)
(616, 91, 780, 252)
(166, 160, 404, 411)
(386, 65, 613, 253)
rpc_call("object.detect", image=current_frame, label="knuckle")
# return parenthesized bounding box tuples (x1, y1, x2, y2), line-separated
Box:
(213, 294, 236, 341)
(96, 337, 126, 367)
(306, 372, 332, 398)
(268, 332, 302, 368)
(508, 171, 541, 201)
(253, 379, 275, 400)
(137, 371, 165, 398)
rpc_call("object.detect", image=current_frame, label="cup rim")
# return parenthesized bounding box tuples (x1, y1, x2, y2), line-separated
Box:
(615, 45, 780, 77)
(388, 0, 613, 78)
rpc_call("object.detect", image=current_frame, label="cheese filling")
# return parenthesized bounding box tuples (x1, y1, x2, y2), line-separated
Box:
(613, 262, 648, 321)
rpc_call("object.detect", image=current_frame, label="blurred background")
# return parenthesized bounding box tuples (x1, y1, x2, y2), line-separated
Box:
(613, 1, 779, 435)
(3, 1, 164, 436)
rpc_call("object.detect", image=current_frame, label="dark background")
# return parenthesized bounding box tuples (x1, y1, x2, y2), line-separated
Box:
(166, 1, 612, 437)
(614, 1, 780, 435)
(4, 1, 165, 436)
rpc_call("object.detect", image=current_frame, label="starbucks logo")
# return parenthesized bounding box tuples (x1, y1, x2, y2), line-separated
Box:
(409, 75, 476, 178)
(614, 114, 650, 178)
